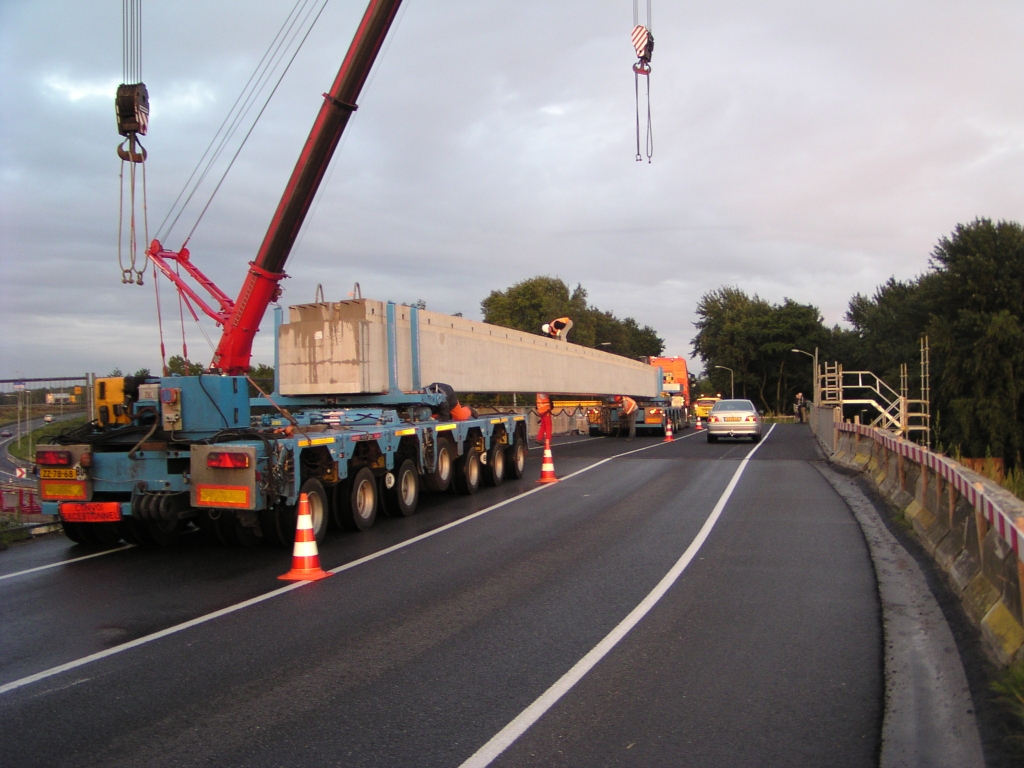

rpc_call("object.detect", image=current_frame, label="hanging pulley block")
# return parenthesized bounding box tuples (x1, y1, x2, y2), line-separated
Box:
(116, 82, 150, 137)
(631, 25, 654, 67)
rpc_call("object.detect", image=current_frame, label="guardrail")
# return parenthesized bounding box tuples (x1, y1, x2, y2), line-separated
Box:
(812, 404, 1024, 664)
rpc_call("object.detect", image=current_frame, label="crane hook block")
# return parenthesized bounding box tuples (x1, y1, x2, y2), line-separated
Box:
(631, 25, 654, 65)
(116, 82, 150, 137)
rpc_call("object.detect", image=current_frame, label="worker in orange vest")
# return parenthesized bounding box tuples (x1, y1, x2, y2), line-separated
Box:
(615, 395, 638, 441)
(536, 393, 553, 443)
(541, 317, 573, 341)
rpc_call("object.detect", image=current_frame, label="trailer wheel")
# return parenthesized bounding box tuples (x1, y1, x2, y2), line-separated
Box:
(337, 467, 378, 531)
(148, 519, 182, 547)
(505, 438, 527, 480)
(260, 506, 288, 548)
(484, 442, 505, 487)
(61, 521, 86, 544)
(299, 478, 330, 544)
(423, 436, 455, 493)
(453, 448, 482, 495)
(273, 503, 298, 547)
(383, 459, 419, 517)
(91, 522, 123, 547)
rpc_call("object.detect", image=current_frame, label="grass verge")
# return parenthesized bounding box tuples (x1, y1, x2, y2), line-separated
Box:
(6, 416, 90, 462)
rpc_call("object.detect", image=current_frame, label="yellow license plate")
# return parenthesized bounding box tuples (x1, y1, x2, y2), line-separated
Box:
(40, 468, 77, 479)
(724, 417, 741, 422)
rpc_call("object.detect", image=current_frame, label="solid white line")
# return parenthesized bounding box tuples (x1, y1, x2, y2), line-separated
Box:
(0, 545, 135, 582)
(458, 425, 776, 768)
(0, 432, 694, 697)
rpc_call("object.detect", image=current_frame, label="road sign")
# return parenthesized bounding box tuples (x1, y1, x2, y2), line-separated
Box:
(13, 382, 25, 391)
(15, 468, 27, 479)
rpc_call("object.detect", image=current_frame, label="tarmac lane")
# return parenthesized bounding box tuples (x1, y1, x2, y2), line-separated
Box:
(0, 427, 885, 767)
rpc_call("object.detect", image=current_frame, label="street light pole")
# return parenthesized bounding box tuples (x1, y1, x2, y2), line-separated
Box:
(714, 365, 735, 399)
(791, 348, 819, 405)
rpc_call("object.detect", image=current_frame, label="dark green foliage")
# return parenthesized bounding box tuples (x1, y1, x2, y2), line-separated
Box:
(166, 355, 204, 376)
(481, 276, 664, 358)
(847, 218, 1024, 467)
(692, 287, 823, 413)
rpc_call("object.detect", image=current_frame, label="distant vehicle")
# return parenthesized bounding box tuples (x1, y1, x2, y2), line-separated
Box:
(0, 429, 11, 438)
(706, 399, 762, 443)
(693, 396, 721, 420)
(43, 414, 54, 423)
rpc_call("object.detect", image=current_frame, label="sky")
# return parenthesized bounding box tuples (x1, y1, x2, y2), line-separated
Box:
(2, 0, 1023, 380)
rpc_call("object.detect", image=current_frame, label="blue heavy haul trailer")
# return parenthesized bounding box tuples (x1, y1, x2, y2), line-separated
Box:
(37, 309, 529, 548)
(38, 375, 527, 548)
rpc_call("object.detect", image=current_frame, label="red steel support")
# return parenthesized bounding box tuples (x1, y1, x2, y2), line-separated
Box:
(212, 0, 404, 374)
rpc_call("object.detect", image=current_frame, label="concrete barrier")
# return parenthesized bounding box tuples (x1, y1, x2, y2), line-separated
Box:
(812, 405, 1024, 665)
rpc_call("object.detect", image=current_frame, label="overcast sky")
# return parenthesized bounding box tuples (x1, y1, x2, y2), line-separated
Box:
(2, 0, 1023, 380)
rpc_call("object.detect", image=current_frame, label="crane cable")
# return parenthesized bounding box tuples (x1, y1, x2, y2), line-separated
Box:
(155, 0, 331, 247)
(117, 0, 150, 283)
(632, 0, 654, 163)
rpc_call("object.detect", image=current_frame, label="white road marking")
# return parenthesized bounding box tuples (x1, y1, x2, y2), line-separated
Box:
(0, 433, 696, 697)
(458, 425, 776, 768)
(0, 545, 135, 583)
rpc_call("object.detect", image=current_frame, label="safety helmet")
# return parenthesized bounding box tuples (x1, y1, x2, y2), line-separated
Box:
(614, 395, 622, 403)
(541, 323, 551, 335)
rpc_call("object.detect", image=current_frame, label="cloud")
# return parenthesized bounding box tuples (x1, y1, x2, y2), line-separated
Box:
(44, 75, 119, 102)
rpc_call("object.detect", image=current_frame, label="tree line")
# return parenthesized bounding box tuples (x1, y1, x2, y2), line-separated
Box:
(693, 218, 1024, 466)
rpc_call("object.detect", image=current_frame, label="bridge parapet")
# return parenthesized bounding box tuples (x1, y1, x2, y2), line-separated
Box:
(812, 405, 1024, 666)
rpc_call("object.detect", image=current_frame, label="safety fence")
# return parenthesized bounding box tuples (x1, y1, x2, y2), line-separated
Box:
(813, 405, 1024, 664)
(1, 482, 44, 520)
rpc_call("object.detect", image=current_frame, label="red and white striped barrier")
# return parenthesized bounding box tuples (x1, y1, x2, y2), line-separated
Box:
(837, 422, 1024, 562)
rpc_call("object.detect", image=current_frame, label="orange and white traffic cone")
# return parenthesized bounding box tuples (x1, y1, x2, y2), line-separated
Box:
(278, 493, 332, 582)
(537, 438, 559, 484)
(663, 419, 674, 442)
(695, 417, 703, 431)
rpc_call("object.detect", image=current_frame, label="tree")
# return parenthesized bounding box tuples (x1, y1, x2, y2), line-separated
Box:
(692, 287, 824, 413)
(166, 355, 204, 376)
(133, 368, 151, 379)
(481, 276, 664, 358)
(926, 219, 1024, 463)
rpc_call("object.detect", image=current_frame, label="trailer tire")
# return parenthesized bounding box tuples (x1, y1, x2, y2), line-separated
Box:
(146, 519, 182, 547)
(484, 441, 505, 487)
(260, 506, 288, 548)
(383, 459, 419, 518)
(423, 436, 455, 493)
(117, 519, 143, 545)
(92, 522, 123, 547)
(338, 467, 378, 531)
(61, 521, 86, 544)
(505, 438, 527, 480)
(453, 448, 482, 495)
(299, 478, 330, 544)
(274, 503, 298, 547)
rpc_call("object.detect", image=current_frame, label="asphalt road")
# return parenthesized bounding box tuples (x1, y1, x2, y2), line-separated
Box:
(0, 426, 883, 767)
(0, 411, 82, 483)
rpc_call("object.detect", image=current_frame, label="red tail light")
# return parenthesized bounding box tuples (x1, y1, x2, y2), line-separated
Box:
(207, 452, 251, 469)
(36, 450, 72, 466)
(709, 416, 720, 423)
(745, 415, 756, 422)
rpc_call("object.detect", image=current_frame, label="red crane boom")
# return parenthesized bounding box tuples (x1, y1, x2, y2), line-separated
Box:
(148, 0, 404, 375)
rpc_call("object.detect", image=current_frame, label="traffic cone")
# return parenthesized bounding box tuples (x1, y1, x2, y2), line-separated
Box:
(278, 493, 332, 581)
(695, 417, 703, 431)
(537, 438, 559, 484)
(663, 419, 674, 442)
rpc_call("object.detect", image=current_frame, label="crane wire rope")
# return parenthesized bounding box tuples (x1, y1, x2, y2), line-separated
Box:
(156, 0, 320, 241)
(118, 0, 149, 283)
(156, 0, 331, 246)
(632, 0, 653, 163)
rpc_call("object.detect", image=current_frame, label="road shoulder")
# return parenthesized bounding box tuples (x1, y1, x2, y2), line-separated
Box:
(814, 461, 986, 768)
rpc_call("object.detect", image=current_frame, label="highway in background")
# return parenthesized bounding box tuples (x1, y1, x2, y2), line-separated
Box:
(0, 427, 883, 767)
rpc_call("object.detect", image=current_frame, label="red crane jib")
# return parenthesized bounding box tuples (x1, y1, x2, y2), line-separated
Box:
(156, 0, 404, 375)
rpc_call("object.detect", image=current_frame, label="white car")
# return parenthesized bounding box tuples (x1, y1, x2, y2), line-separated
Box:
(706, 399, 762, 443)
(43, 414, 54, 423)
